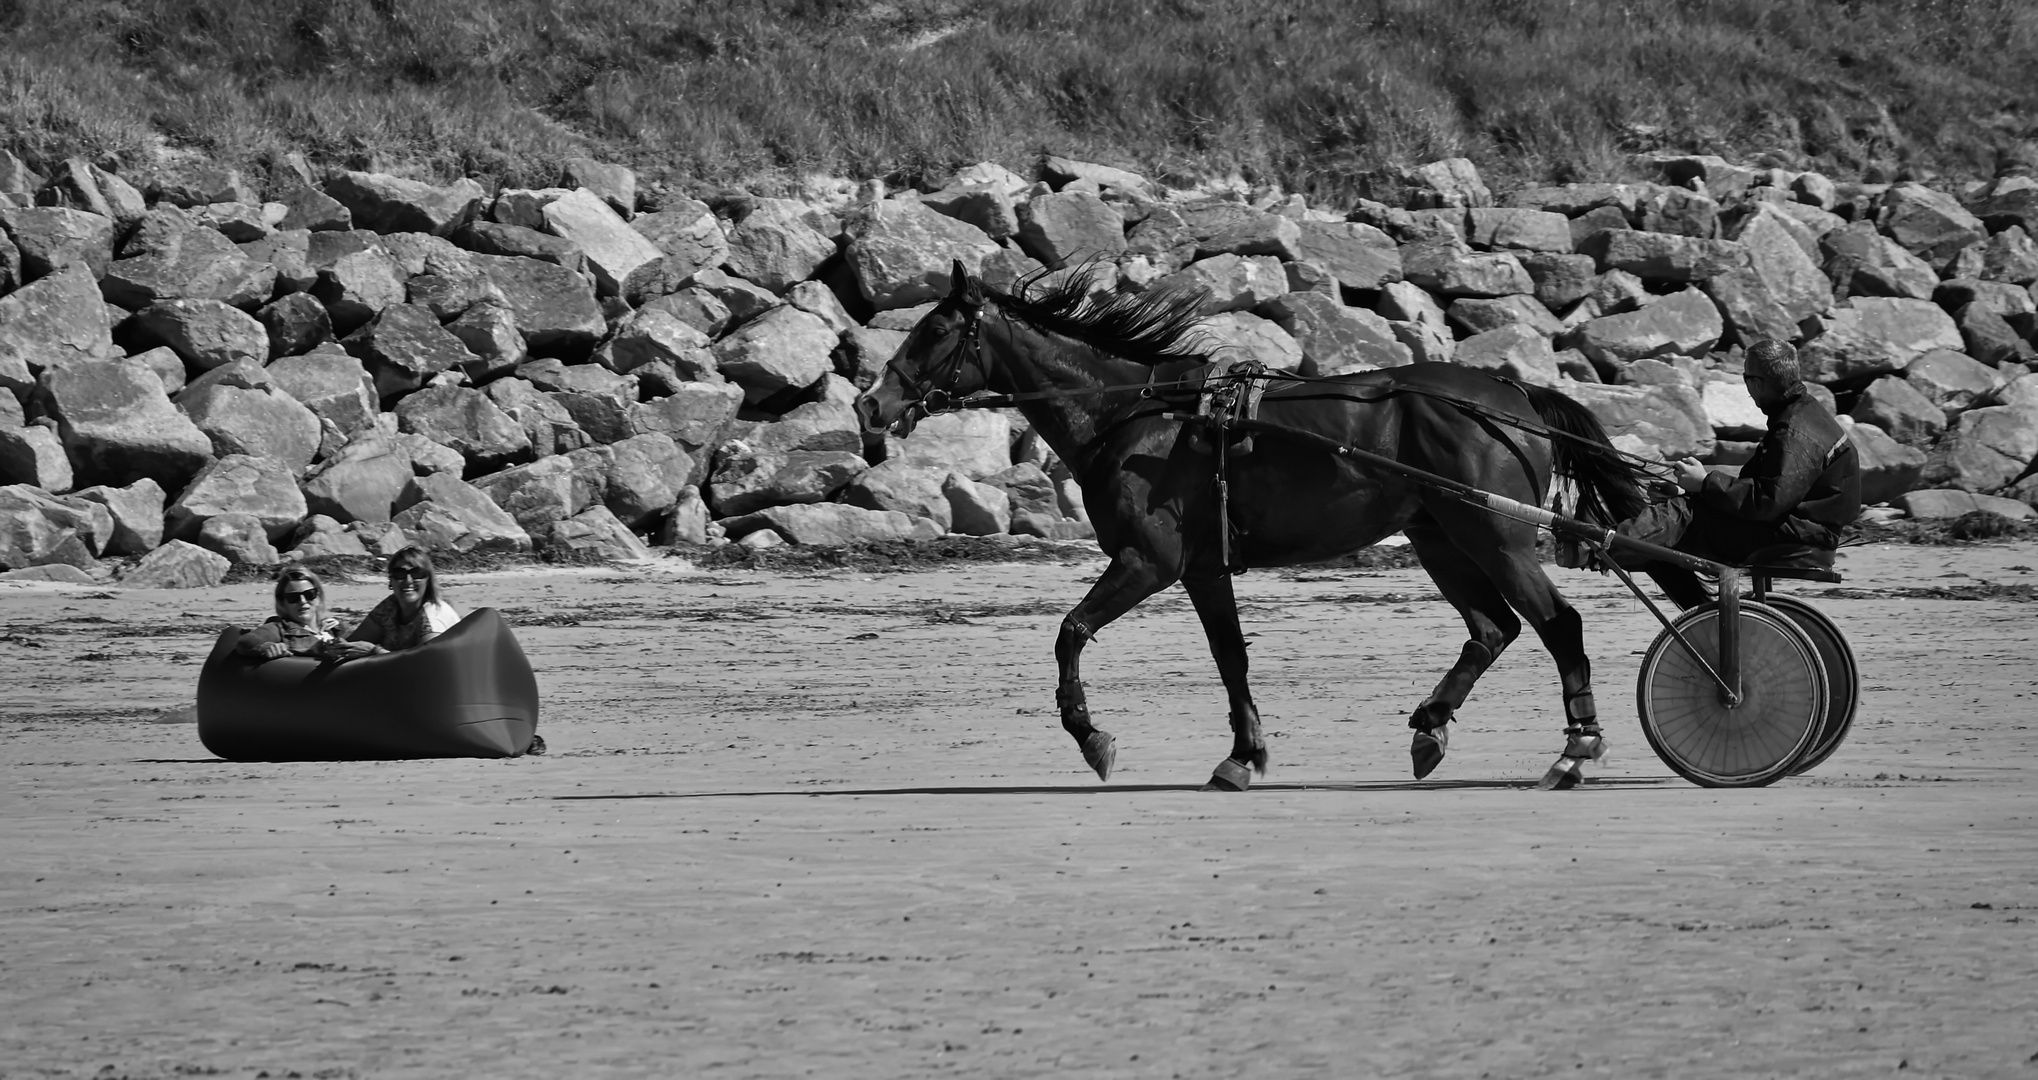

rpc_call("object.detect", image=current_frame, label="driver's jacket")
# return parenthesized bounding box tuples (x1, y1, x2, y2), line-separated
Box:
(1695, 390, 1862, 549)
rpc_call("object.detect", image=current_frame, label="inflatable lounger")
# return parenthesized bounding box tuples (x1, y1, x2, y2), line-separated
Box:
(197, 608, 540, 761)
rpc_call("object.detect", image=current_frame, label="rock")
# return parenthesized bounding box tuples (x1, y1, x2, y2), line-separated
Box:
(1977, 226, 2038, 286)
(149, 166, 256, 210)
(1705, 203, 1834, 343)
(484, 377, 590, 458)
(1954, 303, 2029, 368)
(1904, 350, 1999, 420)
(598, 306, 715, 379)
(323, 171, 484, 236)
(1453, 324, 1560, 385)
(195, 512, 281, 566)
(0, 149, 43, 196)
(921, 184, 1019, 241)
(120, 539, 229, 588)
(843, 199, 1001, 311)
(625, 199, 731, 301)
(540, 187, 663, 298)
(1582, 230, 1748, 282)
(723, 198, 837, 294)
(0, 563, 99, 584)
(310, 247, 408, 336)
(490, 188, 572, 230)
(254, 292, 334, 359)
(407, 263, 505, 322)
(1465, 207, 1572, 253)
(1200, 310, 1304, 372)
(1518, 253, 1599, 311)
(1819, 221, 1937, 300)
(979, 462, 1072, 537)
(1192, 209, 1301, 262)
(240, 229, 317, 294)
(0, 265, 115, 395)
(391, 472, 533, 554)
(266, 182, 350, 233)
(37, 159, 146, 230)
(1446, 295, 1564, 339)
(266, 346, 378, 437)
(67, 478, 164, 555)
(0, 484, 104, 568)
(285, 514, 372, 559)
(1403, 238, 1533, 297)
(164, 453, 306, 543)
(466, 253, 606, 358)
(1634, 185, 1721, 239)
(519, 360, 637, 445)
(602, 433, 691, 529)
(1937, 279, 2037, 333)
(1572, 288, 1723, 368)
(626, 380, 745, 452)
(301, 434, 415, 524)
(1893, 488, 2037, 521)
(176, 379, 322, 474)
(131, 346, 185, 395)
(1919, 406, 2038, 492)
(705, 446, 866, 517)
(1845, 420, 1926, 505)
(38, 357, 214, 488)
(1799, 298, 1965, 384)
(560, 158, 636, 218)
(1562, 382, 1714, 460)
(1401, 157, 1491, 209)
(1849, 375, 1946, 448)
(744, 395, 862, 456)
(712, 305, 838, 407)
(538, 504, 651, 560)
(839, 461, 954, 531)
(1878, 183, 1987, 269)
(0, 206, 117, 281)
(453, 220, 586, 271)
(393, 384, 531, 472)
(726, 501, 945, 546)
(1155, 253, 1286, 313)
(99, 222, 274, 311)
(128, 299, 269, 372)
(655, 487, 712, 545)
(469, 449, 611, 532)
(442, 301, 525, 382)
(943, 473, 1012, 535)
(1700, 379, 1767, 440)
(1259, 291, 1411, 373)
(340, 303, 476, 400)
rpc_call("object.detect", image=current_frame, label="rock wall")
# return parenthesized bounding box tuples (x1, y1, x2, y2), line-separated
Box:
(4, 148, 2037, 584)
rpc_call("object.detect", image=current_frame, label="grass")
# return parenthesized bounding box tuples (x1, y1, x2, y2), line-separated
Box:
(1, 0, 2034, 203)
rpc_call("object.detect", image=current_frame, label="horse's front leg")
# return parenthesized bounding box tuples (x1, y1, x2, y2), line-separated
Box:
(1183, 572, 1265, 791)
(1057, 551, 1173, 781)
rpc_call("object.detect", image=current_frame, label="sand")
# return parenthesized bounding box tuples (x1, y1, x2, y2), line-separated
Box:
(3, 539, 2035, 1079)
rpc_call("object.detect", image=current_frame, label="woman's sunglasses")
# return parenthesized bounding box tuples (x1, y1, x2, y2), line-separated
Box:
(390, 568, 431, 581)
(282, 588, 319, 603)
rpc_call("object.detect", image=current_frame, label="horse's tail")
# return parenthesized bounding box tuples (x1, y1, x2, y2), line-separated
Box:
(1518, 383, 1649, 526)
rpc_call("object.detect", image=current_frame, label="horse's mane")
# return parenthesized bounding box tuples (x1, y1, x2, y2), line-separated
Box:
(986, 265, 1213, 366)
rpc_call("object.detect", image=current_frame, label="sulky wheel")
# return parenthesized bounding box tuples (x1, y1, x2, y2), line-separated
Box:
(1763, 595, 1860, 776)
(1636, 601, 1827, 788)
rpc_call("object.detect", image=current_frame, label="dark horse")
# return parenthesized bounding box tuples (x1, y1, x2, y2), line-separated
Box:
(855, 262, 1648, 790)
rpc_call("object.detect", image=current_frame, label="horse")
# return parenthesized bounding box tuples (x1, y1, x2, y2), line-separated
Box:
(854, 261, 1649, 791)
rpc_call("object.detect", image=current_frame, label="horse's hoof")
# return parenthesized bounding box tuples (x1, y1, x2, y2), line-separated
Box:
(1082, 730, 1116, 782)
(1563, 730, 1608, 763)
(1204, 758, 1252, 792)
(1411, 726, 1449, 780)
(1537, 755, 1584, 791)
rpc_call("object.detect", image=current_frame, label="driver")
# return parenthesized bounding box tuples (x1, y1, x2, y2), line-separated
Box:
(1581, 339, 1862, 608)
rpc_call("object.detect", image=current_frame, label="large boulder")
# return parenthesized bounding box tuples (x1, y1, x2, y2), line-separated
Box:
(921, 183, 1019, 242)
(128, 299, 270, 372)
(1582, 230, 1748, 283)
(597, 307, 715, 379)
(1704, 203, 1834, 344)
(99, 220, 275, 311)
(1846, 421, 1927, 505)
(1878, 183, 1987, 269)
(881, 409, 1013, 480)
(1562, 382, 1715, 460)
(468, 449, 611, 532)
(119, 539, 229, 589)
(1464, 207, 1572, 253)
(1292, 220, 1403, 292)
(164, 453, 306, 543)
(540, 187, 663, 297)
(1893, 488, 2037, 522)
(266, 346, 379, 437)
(626, 380, 746, 452)
(537, 504, 653, 560)
(711, 306, 838, 407)
(1848, 375, 1945, 448)
(38, 357, 214, 488)
(1015, 190, 1127, 267)
(300, 434, 415, 524)
(323, 171, 484, 237)
(483, 376, 590, 458)
(1402, 239, 1533, 297)
(390, 472, 532, 554)
(943, 473, 1012, 536)
(0, 423, 74, 491)
(722, 502, 943, 546)
(254, 292, 335, 359)
(0, 484, 104, 569)
(0, 265, 114, 395)
(1259, 291, 1411, 374)
(0, 206, 117, 281)
(1918, 406, 2038, 492)
(466, 253, 606, 357)
(1698, 378, 1766, 441)
(602, 433, 691, 529)
(176, 379, 322, 475)
(1453, 324, 1560, 385)
(838, 460, 954, 531)
(1572, 288, 1723, 369)
(195, 512, 282, 566)
(309, 247, 407, 336)
(842, 199, 1001, 311)
(1799, 298, 1964, 384)
(1904, 349, 2000, 420)
(67, 478, 164, 555)
(38, 159, 146, 230)
(723, 198, 837, 295)
(624, 198, 731, 302)
(520, 359, 638, 444)
(1818, 222, 1937, 300)
(705, 446, 866, 517)
(342, 304, 478, 399)
(393, 384, 532, 473)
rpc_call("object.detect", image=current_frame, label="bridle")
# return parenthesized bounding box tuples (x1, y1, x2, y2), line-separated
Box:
(884, 300, 989, 417)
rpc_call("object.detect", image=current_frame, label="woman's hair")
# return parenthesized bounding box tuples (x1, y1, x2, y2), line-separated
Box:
(272, 567, 328, 624)
(387, 545, 442, 605)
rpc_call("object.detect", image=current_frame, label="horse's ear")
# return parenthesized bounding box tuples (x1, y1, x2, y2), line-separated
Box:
(949, 259, 983, 310)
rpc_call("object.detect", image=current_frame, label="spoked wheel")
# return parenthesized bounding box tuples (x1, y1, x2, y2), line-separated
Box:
(1764, 595, 1860, 775)
(1636, 601, 1827, 788)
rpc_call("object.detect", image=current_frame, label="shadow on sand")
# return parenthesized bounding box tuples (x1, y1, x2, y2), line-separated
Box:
(553, 776, 1681, 800)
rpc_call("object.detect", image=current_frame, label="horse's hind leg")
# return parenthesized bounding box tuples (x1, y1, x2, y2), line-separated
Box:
(1182, 572, 1265, 791)
(1405, 525, 1522, 779)
(1057, 551, 1174, 781)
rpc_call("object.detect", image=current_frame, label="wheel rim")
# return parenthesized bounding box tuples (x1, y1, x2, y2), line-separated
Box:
(1637, 604, 1826, 787)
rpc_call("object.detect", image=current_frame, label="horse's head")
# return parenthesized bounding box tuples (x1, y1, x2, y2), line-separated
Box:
(856, 260, 992, 437)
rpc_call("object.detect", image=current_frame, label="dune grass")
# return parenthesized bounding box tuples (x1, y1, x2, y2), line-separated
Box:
(1, 0, 2033, 202)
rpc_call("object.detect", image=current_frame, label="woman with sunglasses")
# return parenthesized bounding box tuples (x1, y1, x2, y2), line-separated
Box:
(330, 546, 463, 659)
(236, 568, 344, 659)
